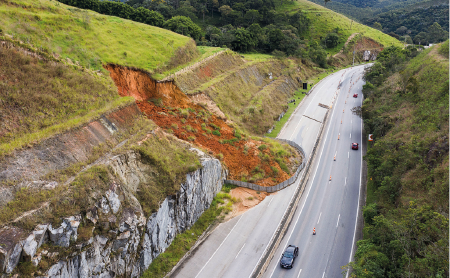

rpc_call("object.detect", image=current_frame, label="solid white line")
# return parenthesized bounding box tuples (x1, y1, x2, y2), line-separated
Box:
(345, 177, 347, 185)
(317, 212, 322, 224)
(235, 244, 245, 259)
(267, 197, 274, 207)
(322, 271, 326, 278)
(350, 133, 352, 138)
(269, 77, 340, 278)
(348, 152, 349, 158)
(297, 269, 303, 278)
(251, 179, 303, 278)
(346, 82, 364, 278)
(336, 214, 340, 228)
(195, 215, 244, 278)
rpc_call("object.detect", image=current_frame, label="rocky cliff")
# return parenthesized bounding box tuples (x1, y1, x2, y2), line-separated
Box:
(0, 148, 226, 277)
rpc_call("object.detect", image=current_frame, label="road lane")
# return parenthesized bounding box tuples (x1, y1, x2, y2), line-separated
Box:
(263, 66, 366, 278)
(172, 65, 367, 278)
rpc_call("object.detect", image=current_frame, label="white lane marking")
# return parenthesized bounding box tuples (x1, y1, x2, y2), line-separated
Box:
(346, 94, 364, 278)
(351, 119, 352, 124)
(336, 214, 340, 228)
(317, 212, 322, 224)
(195, 215, 243, 278)
(297, 269, 303, 278)
(235, 244, 245, 259)
(322, 271, 326, 278)
(345, 177, 347, 185)
(267, 197, 274, 207)
(252, 176, 305, 278)
(348, 152, 349, 158)
(269, 78, 340, 277)
(350, 133, 352, 138)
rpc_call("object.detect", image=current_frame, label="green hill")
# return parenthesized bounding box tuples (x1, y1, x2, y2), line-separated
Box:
(350, 42, 449, 277)
(0, 0, 195, 72)
(278, 0, 403, 54)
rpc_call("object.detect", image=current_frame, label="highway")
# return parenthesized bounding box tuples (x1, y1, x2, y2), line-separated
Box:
(171, 64, 368, 278)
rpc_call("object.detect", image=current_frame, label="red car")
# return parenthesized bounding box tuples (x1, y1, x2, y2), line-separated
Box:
(351, 143, 359, 150)
(353, 94, 358, 98)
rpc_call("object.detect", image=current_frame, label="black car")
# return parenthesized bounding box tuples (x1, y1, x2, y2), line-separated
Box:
(280, 245, 299, 269)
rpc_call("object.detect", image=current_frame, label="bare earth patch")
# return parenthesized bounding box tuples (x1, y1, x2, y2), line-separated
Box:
(224, 187, 271, 221)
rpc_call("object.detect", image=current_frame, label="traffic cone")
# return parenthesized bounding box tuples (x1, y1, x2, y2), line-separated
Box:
(341, 120, 342, 124)
(334, 155, 336, 161)
(343, 109, 345, 113)
(313, 228, 316, 235)
(329, 175, 332, 181)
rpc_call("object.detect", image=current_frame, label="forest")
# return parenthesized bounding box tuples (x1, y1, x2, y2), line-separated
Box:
(350, 42, 449, 277)
(57, 0, 343, 68)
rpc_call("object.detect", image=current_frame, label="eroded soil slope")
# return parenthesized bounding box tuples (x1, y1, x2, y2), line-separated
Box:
(105, 64, 301, 186)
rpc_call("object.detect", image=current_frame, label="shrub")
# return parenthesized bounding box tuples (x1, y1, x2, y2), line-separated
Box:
(258, 144, 267, 151)
(212, 130, 221, 136)
(171, 123, 178, 129)
(181, 118, 186, 123)
(187, 136, 196, 141)
(184, 125, 193, 132)
(216, 153, 223, 160)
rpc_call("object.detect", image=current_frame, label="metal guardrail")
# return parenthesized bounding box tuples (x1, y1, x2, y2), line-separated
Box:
(224, 139, 307, 193)
(251, 109, 330, 278)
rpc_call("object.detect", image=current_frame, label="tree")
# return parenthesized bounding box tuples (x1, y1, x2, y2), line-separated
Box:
(324, 32, 339, 48)
(427, 22, 447, 43)
(232, 28, 256, 52)
(413, 32, 427, 45)
(373, 22, 382, 31)
(244, 10, 261, 25)
(164, 16, 202, 40)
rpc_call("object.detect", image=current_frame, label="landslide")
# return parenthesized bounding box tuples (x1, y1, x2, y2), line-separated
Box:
(105, 64, 302, 187)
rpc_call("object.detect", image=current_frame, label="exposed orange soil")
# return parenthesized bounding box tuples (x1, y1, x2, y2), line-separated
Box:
(224, 187, 271, 219)
(105, 64, 298, 186)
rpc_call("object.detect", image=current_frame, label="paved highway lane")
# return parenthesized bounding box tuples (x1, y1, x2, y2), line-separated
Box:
(172, 65, 367, 278)
(263, 66, 367, 278)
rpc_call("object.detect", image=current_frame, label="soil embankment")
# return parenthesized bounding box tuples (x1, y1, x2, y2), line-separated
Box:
(105, 64, 301, 187)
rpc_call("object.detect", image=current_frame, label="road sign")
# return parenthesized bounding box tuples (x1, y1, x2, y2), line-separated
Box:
(368, 134, 373, 141)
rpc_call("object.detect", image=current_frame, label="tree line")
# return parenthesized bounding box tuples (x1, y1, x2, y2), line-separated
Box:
(57, 0, 343, 68)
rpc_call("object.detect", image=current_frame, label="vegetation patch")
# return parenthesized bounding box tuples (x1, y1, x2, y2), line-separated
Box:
(133, 133, 201, 216)
(347, 43, 449, 277)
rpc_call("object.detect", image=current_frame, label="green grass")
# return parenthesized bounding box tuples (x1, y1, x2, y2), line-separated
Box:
(142, 184, 238, 278)
(0, 0, 191, 72)
(241, 53, 274, 62)
(278, 0, 403, 52)
(267, 89, 307, 137)
(153, 46, 227, 80)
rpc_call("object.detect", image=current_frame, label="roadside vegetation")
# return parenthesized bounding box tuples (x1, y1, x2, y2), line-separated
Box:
(0, 45, 134, 157)
(347, 42, 449, 277)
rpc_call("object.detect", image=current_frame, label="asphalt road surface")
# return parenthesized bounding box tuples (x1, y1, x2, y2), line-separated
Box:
(172, 64, 368, 278)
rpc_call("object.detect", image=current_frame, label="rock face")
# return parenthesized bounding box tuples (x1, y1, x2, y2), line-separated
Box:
(0, 149, 226, 277)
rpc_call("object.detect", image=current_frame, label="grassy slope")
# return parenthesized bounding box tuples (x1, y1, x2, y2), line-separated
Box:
(0, 0, 191, 72)
(279, 0, 403, 55)
(0, 45, 135, 156)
